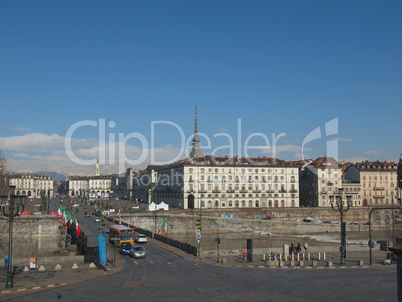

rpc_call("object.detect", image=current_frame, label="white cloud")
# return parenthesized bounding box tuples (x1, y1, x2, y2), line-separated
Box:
(259, 144, 312, 156)
(0, 133, 65, 152)
(1, 132, 190, 175)
(364, 150, 383, 156)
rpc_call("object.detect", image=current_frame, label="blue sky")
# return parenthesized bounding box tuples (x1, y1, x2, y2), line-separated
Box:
(1, 0, 401, 175)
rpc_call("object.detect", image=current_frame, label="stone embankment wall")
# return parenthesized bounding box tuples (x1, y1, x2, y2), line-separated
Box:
(123, 206, 399, 235)
(0, 216, 63, 238)
(0, 215, 62, 238)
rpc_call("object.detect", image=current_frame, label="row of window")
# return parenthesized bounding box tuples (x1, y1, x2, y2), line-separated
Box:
(362, 175, 395, 181)
(364, 191, 395, 197)
(199, 199, 297, 208)
(189, 168, 296, 174)
(190, 175, 297, 182)
(362, 183, 395, 188)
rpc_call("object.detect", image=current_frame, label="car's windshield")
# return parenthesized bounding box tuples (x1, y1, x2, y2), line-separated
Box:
(133, 247, 144, 251)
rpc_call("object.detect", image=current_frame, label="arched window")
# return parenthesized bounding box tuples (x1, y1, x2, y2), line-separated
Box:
(281, 200, 285, 207)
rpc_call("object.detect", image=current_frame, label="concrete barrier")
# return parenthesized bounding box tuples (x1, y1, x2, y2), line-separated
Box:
(327, 261, 333, 267)
(312, 261, 318, 267)
(11, 255, 84, 267)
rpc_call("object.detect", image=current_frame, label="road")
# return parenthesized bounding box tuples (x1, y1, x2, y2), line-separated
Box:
(1, 239, 397, 302)
(2, 197, 396, 301)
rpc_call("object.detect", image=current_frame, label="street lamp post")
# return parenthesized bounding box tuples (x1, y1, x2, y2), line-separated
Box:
(0, 185, 26, 288)
(153, 210, 157, 235)
(329, 188, 352, 265)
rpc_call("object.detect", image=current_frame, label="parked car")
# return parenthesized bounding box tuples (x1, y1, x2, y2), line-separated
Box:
(119, 242, 132, 255)
(94, 217, 100, 223)
(129, 246, 146, 259)
(134, 234, 147, 243)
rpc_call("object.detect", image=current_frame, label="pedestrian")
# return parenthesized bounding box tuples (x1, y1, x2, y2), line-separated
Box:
(290, 242, 294, 254)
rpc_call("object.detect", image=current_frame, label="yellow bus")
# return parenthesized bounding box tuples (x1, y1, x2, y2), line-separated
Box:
(109, 225, 134, 247)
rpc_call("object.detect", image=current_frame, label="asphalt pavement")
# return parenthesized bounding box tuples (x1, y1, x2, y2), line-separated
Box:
(0, 233, 396, 298)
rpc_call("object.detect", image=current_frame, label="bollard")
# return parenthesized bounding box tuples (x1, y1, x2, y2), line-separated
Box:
(323, 252, 326, 260)
(297, 253, 300, 261)
(291, 253, 294, 261)
(262, 254, 265, 261)
(307, 253, 310, 261)
(318, 252, 321, 260)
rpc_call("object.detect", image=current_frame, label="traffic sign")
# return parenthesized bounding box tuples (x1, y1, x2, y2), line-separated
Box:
(196, 234, 201, 239)
(196, 229, 201, 235)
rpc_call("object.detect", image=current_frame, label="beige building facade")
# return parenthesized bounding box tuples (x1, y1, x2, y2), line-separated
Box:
(9, 174, 54, 198)
(344, 161, 398, 206)
(134, 156, 300, 210)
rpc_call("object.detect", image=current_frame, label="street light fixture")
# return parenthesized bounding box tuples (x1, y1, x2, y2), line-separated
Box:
(329, 188, 352, 265)
(0, 185, 26, 288)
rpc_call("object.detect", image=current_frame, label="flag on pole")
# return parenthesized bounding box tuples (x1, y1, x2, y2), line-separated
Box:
(75, 215, 81, 238)
(65, 210, 71, 228)
(162, 217, 168, 236)
(57, 206, 63, 218)
(158, 219, 163, 234)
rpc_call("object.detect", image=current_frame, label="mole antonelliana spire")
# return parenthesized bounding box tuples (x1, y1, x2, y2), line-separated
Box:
(189, 106, 204, 158)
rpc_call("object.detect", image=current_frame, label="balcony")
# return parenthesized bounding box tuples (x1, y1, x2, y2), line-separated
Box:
(321, 191, 327, 194)
(240, 190, 247, 193)
(212, 190, 221, 193)
(266, 190, 274, 193)
(289, 189, 298, 193)
(226, 189, 234, 193)
(373, 187, 385, 190)
(253, 190, 261, 193)
(327, 182, 333, 186)
(279, 189, 287, 193)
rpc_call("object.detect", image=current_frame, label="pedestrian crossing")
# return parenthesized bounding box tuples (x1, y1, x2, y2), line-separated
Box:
(131, 259, 167, 266)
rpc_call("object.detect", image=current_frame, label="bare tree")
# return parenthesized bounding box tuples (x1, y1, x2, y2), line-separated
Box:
(0, 149, 6, 175)
(0, 149, 8, 195)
